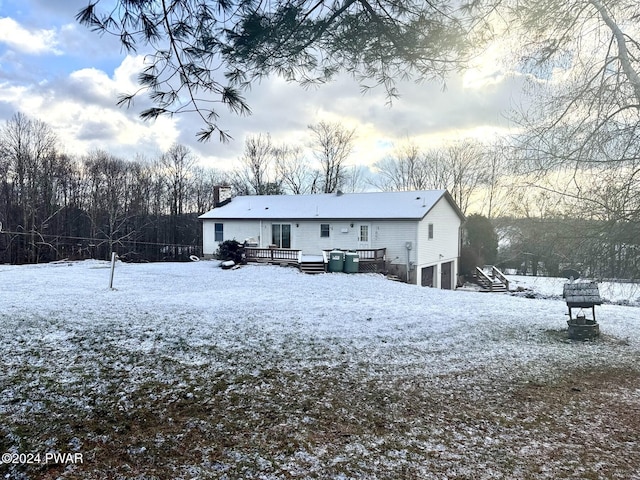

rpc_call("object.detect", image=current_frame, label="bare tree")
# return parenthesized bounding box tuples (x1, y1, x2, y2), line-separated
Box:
(160, 144, 197, 217)
(478, 141, 509, 219)
(445, 141, 486, 215)
(371, 140, 490, 213)
(0, 113, 59, 262)
(274, 144, 315, 194)
(371, 142, 431, 191)
(421, 150, 452, 191)
(341, 164, 370, 193)
(232, 134, 282, 195)
(507, 0, 640, 192)
(309, 121, 356, 193)
(502, 0, 640, 278)
(159, 144, 199, 257)
(0, 115, 229, 263)
(83, 151, 137, 255)
(191, 166, 230, 213)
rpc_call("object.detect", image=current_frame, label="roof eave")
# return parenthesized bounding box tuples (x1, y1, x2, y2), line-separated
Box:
(419, 190, 466, 222)
(201, 216, 426, 221)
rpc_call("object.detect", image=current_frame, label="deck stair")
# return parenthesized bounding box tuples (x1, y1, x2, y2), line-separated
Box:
(299, 254, 326, 274)
(299, 261, 326, 274)
(474, 265, 509, 292)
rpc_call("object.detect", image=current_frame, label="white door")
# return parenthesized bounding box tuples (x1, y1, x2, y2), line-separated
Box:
(357, 224, 370, 249)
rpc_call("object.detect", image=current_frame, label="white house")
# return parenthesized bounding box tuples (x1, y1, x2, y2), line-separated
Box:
(199, 188, 465, 289)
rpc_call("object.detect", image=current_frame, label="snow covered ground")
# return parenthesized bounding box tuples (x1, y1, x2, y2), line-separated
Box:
(1, 260, 639, 479)
(506, 274, 640, 306)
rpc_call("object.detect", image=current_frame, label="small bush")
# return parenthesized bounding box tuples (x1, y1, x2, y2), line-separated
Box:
(216, 240, 246, 264)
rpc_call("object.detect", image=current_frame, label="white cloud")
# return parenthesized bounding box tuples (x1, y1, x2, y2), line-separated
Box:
(22, 56, 170, 154)
(0, 55, 179, 158)
(179, 65, 525, 170)
(0, 33, 525, 173)
(68, 68, 118, 103)
(113, 55, 147, 94)
(0, 17, 61, 55)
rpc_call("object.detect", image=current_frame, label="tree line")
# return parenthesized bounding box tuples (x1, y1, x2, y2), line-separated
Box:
(0, 115, 376, 264)
(230, 122, 363, 196)
(0, 113, 227, 264)
(373, 138, 640, 280)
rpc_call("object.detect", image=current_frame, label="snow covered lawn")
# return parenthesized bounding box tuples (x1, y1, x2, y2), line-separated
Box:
(506, 274, 640, 306)
(1, 260, 640, 479)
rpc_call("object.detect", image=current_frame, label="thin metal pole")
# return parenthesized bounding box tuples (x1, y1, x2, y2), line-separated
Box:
(109, 252, 117, 289)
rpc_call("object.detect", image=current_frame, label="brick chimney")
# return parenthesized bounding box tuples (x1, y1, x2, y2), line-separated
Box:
(213, 186, 232, 207)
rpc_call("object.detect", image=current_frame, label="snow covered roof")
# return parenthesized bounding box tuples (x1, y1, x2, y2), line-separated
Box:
(199, 190, 464, 221)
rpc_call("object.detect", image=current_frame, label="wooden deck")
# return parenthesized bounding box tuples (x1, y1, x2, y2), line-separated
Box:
(244, 247, 302, 264)
(245, 247, 386, 273)
(322, 248, 386, 273)
(334, 248, 386, 262)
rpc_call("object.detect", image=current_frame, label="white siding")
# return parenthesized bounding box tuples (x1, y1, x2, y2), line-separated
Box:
(292, 221, 354, 252)
(415, 198, 462, 288)
(416, 198, 461, 265)
(202, 219, 262, 256)
(290, 220, 417, 261)
(369, 221, 418, 266)
(205, 219, 420, 260)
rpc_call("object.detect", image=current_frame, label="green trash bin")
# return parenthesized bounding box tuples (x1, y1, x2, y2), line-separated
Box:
(328, 250, 345, 272)
(344, 251, 360, 273)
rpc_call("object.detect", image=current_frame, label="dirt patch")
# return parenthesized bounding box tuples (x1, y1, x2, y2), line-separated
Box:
(2, 362, 640, 479)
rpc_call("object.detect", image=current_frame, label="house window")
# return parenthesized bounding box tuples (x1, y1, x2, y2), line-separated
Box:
(428, 223, 434, 240)
(359, 225, 369, 243)
(272, 224, 291, 248)
(214, 223, 224, 242)
(320, 224, 330, 238)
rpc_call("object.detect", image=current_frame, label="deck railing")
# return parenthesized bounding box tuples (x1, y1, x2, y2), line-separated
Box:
(356, 248, 386, 261)
(245, 247, 302, 263)
(322, 248, 386, 261)
(245, 247, 386, 269)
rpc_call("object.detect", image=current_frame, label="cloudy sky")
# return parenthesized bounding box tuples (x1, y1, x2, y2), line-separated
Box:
(0, 0, 525, 172)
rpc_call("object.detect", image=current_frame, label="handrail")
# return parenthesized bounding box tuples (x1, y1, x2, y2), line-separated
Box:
(475, 266, 493, 287)
(245, 247, 301, 261)
(491, 266, 509, 291)
(362, 248, 386, 260)
(476, 266, 509, 291)
(246, 247, 386, 264)
(322, 248, 386, 261)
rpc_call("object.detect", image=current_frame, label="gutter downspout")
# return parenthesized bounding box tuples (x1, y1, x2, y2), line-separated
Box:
(405, 241, 413, 283)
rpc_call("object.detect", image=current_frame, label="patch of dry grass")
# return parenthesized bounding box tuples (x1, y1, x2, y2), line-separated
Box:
(2, 341, 640, 479)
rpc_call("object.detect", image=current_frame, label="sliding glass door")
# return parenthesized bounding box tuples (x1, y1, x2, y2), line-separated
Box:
(271, 224, 291, 248)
